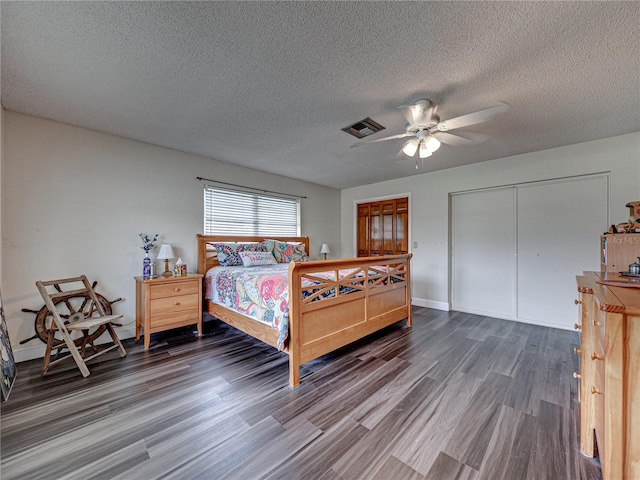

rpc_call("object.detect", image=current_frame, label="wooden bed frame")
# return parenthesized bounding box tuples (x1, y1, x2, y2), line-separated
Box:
(196, 234, 412, 387)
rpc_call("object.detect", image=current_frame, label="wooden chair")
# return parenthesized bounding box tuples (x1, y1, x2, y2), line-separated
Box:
(36, 276, 127, 377)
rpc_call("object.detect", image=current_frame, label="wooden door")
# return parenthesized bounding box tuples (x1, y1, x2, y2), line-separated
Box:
(357, 197, 409, 257)
(357, 204, 370, 257)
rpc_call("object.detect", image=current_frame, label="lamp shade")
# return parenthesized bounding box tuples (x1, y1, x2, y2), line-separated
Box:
(424, 136, 441, 153)
(419, 140, 433, 159)
(320, 244, 330, 254)
(402, 139, 419, 156)
(156, 243, 175, 260)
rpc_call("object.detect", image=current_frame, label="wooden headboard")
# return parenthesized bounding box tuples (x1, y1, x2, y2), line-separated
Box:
(196, 234, 311, 274)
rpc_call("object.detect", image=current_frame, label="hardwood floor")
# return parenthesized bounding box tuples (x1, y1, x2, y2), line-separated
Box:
(1, 307, 602, 480)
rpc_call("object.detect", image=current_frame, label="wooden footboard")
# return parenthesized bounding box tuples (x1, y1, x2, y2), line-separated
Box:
(197, 235, 412, 387)
(287, 256, 412, 386)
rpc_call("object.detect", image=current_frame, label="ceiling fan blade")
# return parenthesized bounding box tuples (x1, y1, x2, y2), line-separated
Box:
(431, 102, 509, 132)
(351, 132, 413, 148)
(436, 131, 490, 146)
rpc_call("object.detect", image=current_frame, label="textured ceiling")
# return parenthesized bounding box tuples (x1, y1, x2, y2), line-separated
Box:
(2, 1, 639, 189)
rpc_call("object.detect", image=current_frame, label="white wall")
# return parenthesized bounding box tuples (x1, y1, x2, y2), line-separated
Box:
(3, 112, 341, 361)
(341, 133, 640, 312)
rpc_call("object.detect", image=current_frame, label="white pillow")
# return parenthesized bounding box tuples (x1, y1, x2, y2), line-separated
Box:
(239, 251, 277, 267)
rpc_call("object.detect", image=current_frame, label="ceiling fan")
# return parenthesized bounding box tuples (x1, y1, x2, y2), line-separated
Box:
(352, 99, 509, 166)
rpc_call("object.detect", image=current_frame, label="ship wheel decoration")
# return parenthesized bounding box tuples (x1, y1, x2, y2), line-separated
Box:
(20, 281, 122, 355)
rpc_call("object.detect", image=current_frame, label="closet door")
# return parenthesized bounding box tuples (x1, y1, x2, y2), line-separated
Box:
(517, 176, 607, 328)
(451, 187, 517, 319)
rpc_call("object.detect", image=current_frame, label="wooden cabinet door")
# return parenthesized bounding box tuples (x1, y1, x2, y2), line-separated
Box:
(369, 202, 382, 256)
(395, 198, 409, 254)
(357, 204, 370, 256)
(357, 197, 408, 257)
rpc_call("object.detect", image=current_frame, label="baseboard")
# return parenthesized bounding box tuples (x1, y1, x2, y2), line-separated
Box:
(450, 306, 575, 331)
(412, 298, 449, 311)
(514, 316, 575, 331)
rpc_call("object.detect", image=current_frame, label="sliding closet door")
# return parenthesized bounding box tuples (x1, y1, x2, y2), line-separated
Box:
(517, 175, 607, 328)
(451, 187, 516, 319)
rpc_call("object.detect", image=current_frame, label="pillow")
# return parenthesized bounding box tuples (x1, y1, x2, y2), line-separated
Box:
(262, 239, 309, 263)
(212, 242, 266, 267)
(239, 251, 277, 267)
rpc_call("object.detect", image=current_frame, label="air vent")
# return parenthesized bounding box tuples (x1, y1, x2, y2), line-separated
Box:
(341, 117, 385, 139)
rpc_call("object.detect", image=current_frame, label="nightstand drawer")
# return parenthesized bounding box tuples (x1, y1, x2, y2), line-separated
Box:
(148, 309, 199, 329)
(150, 280, 199, 299)
(150, 294, 199, 315)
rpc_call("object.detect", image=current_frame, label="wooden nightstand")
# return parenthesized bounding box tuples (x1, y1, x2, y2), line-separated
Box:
(134, 273, 204, 349)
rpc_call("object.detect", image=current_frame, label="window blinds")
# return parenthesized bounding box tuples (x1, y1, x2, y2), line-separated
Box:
(204, 186, 300, 236)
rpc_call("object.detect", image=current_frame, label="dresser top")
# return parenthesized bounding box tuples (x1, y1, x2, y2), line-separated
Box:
(578, 271, 640, 315)
(134, 273, 204, 284)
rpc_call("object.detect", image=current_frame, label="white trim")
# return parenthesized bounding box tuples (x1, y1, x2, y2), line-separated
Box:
(448, 171, 611, 197)
(412, 297, 449, 311)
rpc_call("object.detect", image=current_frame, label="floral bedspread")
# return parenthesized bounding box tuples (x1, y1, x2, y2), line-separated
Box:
(205, 264, 291, 349)
(205, 263, 400, 350)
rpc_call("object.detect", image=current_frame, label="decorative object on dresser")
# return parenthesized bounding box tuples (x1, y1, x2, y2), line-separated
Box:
(134, 273, 203, 350)
(607, 200, 640, 233)
(139, 233, 158, 278)
(575, 272, 640, 480)
(197, 234, 412, 387)
(320, 243, 330, 260)
(600, 233, 640, 272)
(156, 243, 175, 277)
(36, 276, 127, 377)
(172, 258, 188, 277)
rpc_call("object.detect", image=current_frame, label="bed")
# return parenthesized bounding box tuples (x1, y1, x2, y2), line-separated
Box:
(196, 234, 412, 387)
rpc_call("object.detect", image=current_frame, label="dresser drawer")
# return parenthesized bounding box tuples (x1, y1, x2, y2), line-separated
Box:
(149, 294, 199, 326)
(150, 293, 199, 314)
(149, 280, 199, 299)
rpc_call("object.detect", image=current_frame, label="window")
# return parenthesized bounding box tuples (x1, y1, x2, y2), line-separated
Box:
(204, 186, 300, 236)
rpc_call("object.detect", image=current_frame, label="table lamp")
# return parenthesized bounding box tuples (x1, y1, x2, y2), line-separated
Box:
(320, 243, 330, 260)
(157, 244, 175, 277)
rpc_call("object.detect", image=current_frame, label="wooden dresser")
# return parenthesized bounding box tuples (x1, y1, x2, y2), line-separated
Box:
(135, 274, 203, 349)
(575, 271, 640, 480)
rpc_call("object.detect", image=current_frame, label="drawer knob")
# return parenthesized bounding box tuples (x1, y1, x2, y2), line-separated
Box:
(174, 302, 180, 306)
(174, 288, 180, 292)
(574, 299, 581, 305)
(574, 323, 582, 330)
(573, 347, 581, 355)
(591, 353, 604, 361)
(573, 372, 581, 379)
(593, 320, 601, 326)
(591, 386, 603, 395)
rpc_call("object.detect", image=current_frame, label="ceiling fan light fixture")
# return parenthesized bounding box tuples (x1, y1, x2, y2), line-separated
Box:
(425, 136, 441, 153)
(402, 139, 419, 156)
(419, 140, 433, 159)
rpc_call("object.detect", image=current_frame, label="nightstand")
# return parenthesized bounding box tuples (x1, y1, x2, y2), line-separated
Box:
(134, 273, 204, 349)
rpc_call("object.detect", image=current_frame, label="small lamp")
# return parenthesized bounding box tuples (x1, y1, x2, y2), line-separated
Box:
(157, 244, 175, 277)
(320, 243, 330, 260)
